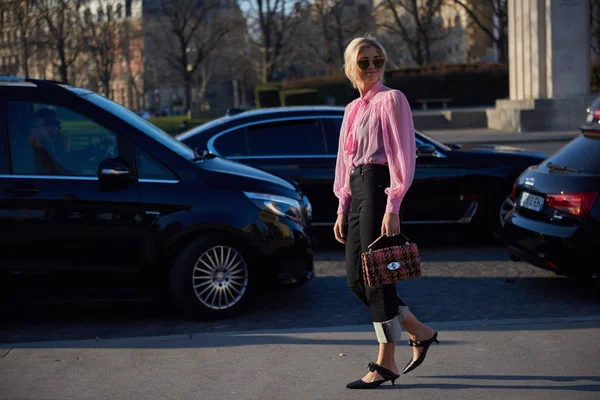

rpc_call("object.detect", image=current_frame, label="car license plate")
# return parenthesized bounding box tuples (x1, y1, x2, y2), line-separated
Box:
(520, 192, 544, 212)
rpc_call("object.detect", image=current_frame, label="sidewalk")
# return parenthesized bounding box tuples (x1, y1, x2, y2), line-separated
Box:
(1, 316, 599, 400)
(423, 128, 581, 144)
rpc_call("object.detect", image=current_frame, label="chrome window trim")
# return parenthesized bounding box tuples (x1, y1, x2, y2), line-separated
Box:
(0, 175, 179, 184)
(138, 178, 179, 184)
(0, 174, 98, 181)
(207, 115, 341, 156)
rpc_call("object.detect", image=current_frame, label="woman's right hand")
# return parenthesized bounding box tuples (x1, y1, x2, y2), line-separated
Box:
(333, 213, 346, 244)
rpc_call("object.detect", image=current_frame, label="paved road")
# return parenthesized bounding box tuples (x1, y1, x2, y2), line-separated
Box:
(2, 233, 598, 345)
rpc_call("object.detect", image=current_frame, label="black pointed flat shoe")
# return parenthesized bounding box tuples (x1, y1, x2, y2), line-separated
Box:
(402, 331, 439, 374)
(346, 362, 400, 389)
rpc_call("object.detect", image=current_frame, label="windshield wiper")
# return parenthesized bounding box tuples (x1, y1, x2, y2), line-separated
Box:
(192, 147, 217, 162)
(547, 162, 580, 173)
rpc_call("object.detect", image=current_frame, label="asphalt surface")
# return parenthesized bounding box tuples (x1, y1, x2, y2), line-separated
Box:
(2, 234, 599, 344)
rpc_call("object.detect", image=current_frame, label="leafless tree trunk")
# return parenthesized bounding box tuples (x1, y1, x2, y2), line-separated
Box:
(13, 0, 39, 78)
(0, 1, 5, 42)
(380, 0, 448, 66)
(120, 19, 145, 109)
(156, 0, 232, 114)
(38, 0, 81, 84)
(454, 0, 507, 63)
(309, 0, 366, 75)
(78, 1, 119, 98)
(244, 0, 302, 83)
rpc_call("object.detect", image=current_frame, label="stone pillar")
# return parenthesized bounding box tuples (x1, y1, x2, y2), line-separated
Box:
(487, 0, 595, 132)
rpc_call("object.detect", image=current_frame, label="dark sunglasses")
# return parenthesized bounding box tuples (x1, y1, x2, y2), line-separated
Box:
(357, 57, 385, 71)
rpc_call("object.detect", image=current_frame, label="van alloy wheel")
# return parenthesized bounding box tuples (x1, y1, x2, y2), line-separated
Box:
(192, 245, 249, 310)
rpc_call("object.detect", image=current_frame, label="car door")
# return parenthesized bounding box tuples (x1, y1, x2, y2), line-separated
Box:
(213, 118, 334, 225)
(0, 97, 144, 272)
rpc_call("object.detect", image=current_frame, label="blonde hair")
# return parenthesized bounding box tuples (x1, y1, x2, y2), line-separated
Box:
(343, 34, 388, 88)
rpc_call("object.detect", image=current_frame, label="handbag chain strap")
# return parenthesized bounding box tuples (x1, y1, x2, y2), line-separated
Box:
(367, 233, 411, 250)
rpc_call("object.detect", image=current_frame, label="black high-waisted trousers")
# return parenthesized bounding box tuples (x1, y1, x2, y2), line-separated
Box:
(345, 164, 409, 343)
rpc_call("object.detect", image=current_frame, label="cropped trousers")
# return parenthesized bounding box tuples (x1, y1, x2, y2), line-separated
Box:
(345, 164, 409, 343)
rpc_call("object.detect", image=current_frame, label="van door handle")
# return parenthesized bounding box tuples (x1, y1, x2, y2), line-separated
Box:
(101, 168, 131, 176)
(3, 184, 39, 197)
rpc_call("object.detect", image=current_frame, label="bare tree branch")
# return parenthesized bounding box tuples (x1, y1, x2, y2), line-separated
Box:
(156, 0, 233, 113)
(454, 0, 507, 62)
(243, 0, 303, 82)
(78, 1, 120, 98)
(37, 0, 82, 84)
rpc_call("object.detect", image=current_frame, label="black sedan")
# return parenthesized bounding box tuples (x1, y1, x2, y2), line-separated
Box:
(177, 106, 548, 236)
(503, 132, 600, 279)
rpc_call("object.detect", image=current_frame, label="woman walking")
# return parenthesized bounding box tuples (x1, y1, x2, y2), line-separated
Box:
(333, 35, 439, 389)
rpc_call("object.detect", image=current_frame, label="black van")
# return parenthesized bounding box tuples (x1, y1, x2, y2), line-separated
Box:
(0, 77, 314, 319)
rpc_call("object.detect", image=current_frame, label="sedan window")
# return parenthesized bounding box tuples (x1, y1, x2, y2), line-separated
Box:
(213, 128, 249, 157)
(323, 117, 343, 155)
(543, 135, 600, 174)
(246, 119, 327, 156)
(6, 101, 118, 176)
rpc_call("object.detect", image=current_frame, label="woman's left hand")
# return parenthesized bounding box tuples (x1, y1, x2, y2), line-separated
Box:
(381, 212, 400, 237)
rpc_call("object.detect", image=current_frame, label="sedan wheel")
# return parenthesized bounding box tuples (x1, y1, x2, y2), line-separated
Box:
(499, 195, 515, 228)
(192, 246, 249, 310)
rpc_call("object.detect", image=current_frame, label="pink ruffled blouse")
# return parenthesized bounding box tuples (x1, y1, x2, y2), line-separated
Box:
(333, 81, 416, 215)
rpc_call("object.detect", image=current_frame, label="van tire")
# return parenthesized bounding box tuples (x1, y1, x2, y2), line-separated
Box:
(170, 234, 253, 320)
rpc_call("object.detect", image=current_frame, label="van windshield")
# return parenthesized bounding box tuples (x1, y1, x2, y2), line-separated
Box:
(82, 93, 196, 160)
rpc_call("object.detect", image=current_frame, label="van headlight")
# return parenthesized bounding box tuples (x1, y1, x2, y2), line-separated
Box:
(244, 192, 303, 222)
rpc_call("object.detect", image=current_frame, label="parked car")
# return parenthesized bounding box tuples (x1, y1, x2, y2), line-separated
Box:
(502, 132, 600, 279)
(176, 106, 548, 236)
(580, 96, 600, 134)
(0, 77, 314, 319)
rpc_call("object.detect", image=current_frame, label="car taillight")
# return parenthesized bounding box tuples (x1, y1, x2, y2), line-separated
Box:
(594, 109, 600, 122)
(546, 192, 598, 218)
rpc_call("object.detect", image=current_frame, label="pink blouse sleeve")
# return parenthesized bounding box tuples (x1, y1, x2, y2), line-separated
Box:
(333, 104, 352, 215)
(381, 90, 416, 215)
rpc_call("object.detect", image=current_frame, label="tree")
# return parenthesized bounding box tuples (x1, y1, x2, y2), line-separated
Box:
(78, 1, 120, 98)
(119, 18, 145, 110)
(379, 0, 449, 66)
(156, 0, 233, 114)
(453, 0, 507, 63)
(37, 0, 82, 84)
(309, 0, 369, 75)
(13, 0, 39, 78)
(243, 0, 303, 82)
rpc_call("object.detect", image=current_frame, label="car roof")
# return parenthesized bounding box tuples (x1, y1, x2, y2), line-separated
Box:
(176, 106, 346, 141)
(0, 76, 93, 96)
